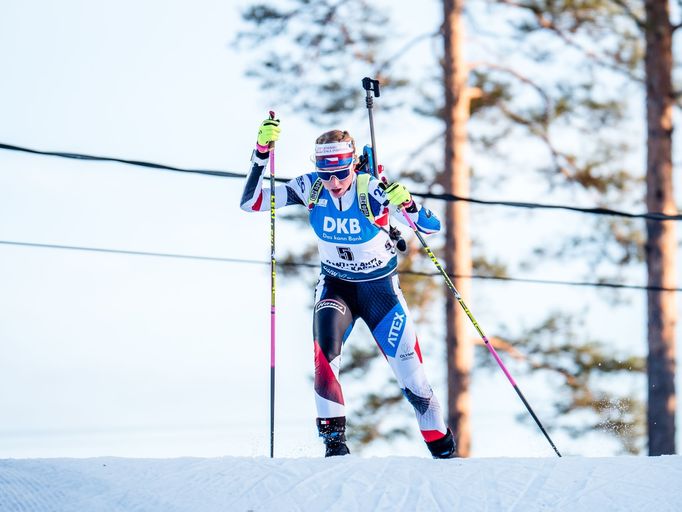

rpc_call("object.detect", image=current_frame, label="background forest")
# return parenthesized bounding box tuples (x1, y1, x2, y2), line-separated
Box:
(238, 0, 679, 456)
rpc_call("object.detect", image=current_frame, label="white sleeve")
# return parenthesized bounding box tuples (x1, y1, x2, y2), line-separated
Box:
(240, 150, 313, 212)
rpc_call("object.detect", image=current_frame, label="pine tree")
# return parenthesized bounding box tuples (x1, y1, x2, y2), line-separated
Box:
(643, 0, 676, 456)
(504, 0, 677, 457)
(443, 0, 475, 457)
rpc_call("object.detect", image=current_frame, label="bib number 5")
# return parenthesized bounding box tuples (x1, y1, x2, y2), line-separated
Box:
(337, 246, 354, 261)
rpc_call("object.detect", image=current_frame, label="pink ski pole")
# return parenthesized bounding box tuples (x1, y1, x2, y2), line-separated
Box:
(268, 110, 276, 458)
(362, 77, 561, 457)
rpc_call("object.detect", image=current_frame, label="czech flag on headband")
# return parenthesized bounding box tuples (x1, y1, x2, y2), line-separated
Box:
(315, 141, 355, 170)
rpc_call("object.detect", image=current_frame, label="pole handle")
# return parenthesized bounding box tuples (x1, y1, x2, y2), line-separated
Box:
(362, 78, 380, 176)
(268, 110, 276, 150)
(362, 77, 380, 97)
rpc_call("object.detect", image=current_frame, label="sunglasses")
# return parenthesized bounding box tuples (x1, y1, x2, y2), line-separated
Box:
(317, 167, 352, 182)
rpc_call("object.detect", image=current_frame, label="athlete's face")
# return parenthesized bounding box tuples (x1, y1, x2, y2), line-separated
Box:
(322, 167, 355, 198)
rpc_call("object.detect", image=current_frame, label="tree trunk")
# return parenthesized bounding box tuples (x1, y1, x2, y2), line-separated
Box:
(443, 0, 473, 457)
(644, 0, 677, 456)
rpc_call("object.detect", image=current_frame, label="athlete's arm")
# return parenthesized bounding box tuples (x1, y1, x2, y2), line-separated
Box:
(396, 202, 441, 234)
(240, 117, 310, 212)
(239, 149, 311, 212)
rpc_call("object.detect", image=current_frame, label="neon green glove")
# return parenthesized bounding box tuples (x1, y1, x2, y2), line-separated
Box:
(256, 118, 281, 150)
(385, 182, 412, 207)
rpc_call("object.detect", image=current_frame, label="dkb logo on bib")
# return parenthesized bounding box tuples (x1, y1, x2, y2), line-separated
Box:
(323, 217, 361, 234)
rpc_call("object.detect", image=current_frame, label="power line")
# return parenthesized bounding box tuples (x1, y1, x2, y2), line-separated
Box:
(0, 239, 261, 265)
(404, 270, 681, 292)
(0, 142, 242, 179)
(2, 141, 681, 221)
(2, 239, 680, 293)
(415, 192, 682, 221)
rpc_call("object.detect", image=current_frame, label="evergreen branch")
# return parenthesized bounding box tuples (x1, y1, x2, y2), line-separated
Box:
(476, 336, 580, 387)
(495, 101, 577, 181)
(469, 62, 552, 124)
(475, 311, 645, 454)
(494, 99, 621, 191)
(374, 30, 440, 76)
(475, 336, 525, 361)
(235, 4, 304, 47)
(540, 23, 642, 82)
(397, 130, 446, 172)
(607, 0, 646, 29)
(494, 0, 643, 82)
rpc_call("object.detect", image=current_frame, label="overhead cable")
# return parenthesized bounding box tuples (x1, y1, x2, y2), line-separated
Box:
(1, 142, 681, 221)
(2, 239, 679, 293)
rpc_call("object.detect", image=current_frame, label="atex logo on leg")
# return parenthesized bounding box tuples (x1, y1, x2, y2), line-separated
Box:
(375, 306, 408, 358)
(323, 217, 361, 234)
(387, 312, 406, 348)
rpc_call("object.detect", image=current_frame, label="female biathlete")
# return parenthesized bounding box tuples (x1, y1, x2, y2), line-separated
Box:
(240, 117, 456, 458)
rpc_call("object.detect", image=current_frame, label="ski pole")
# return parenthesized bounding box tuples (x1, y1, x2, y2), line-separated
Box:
(360, 78, 562, 458)
(361, 77, 381, 177)
(362, 78, 407, 252)
(398, 207, 560, 457)
(268, 110, 277, 458)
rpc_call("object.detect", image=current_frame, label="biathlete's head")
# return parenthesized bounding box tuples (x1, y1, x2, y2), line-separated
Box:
(315, 130, 357, 198)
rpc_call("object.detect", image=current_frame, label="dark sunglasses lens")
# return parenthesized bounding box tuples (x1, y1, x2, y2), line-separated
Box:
(319, 168, 350, 181)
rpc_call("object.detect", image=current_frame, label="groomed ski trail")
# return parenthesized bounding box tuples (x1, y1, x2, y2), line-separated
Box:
(1, 455, 681, 511)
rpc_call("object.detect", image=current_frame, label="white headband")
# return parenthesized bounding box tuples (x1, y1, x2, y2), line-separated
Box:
(315, 141, 354, 156)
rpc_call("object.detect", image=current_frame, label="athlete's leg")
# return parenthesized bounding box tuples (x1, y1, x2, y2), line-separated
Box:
(360, 274, 451, 451)
(313, 275, 355, 456)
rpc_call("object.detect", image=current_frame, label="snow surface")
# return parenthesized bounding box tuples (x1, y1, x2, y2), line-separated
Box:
(0, 455, 680, 511)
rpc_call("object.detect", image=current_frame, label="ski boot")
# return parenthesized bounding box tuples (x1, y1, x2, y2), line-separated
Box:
(317, 417, 350, 457)
(425, 428, 457, 459)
